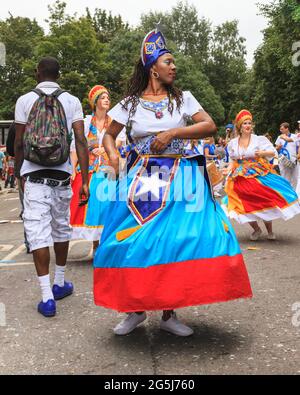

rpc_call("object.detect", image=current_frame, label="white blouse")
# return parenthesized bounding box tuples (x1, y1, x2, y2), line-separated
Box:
(108, 91, 203, 142)
(70, 115, 126, 151)
(227, 135, 277, 162)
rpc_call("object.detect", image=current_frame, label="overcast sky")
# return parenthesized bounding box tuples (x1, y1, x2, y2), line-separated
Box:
(0, 0, 271, 66)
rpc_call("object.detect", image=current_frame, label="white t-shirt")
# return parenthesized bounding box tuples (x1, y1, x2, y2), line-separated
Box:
(184, 139, 204, 155)
(15, 81, 84, 176)
(196, 140, 204, 155)
(227, 135, 277, 162)
(108, 91, 203, 142)
(275, 134, 298, 161)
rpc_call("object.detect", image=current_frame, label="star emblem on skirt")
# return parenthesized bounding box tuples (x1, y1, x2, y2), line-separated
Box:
(134, 172, 168, 200)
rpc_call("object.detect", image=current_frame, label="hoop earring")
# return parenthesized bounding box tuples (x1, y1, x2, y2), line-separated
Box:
(152, 71, 160, 79)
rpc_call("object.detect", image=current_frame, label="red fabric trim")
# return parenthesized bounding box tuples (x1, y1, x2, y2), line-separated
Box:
(70, 173, 92, 226)
(233, 177, 287, 213)
(93, 254, 252, 312)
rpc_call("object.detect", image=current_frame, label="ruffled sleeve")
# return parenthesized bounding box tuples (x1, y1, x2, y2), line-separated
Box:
(108, 101, 130, 126)
(182, 91, 204, 117)
(116, 127, 127, 143)
(257, 136, 277, 161)
(226, 139, 235, 162)
(257, 136, 276, 153)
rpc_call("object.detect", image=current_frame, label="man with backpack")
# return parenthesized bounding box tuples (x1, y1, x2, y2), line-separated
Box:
(14, 57, 89, 318)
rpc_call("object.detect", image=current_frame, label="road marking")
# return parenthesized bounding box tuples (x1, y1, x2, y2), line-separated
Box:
(2, 244, 26, 262)
(0, 245, 14, 252)
(0, 241, 93, 268)
(0, 303, 6, 327)
(0, 220, 23, 224)
(10, 208, 18, 212)
(4, 198, 19, 201)
(0, 261, 33, 268)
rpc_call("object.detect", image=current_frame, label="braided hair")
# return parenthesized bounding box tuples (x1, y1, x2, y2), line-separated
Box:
(122, 59, 183, 121)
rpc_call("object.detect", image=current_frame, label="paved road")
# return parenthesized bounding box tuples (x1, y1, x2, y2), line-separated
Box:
(1, 188, 300, 375)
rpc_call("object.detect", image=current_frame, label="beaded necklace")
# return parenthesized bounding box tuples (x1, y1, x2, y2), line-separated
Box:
(139, 97, 169, 119)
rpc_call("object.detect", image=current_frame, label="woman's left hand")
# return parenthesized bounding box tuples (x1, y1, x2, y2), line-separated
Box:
(255, 150, 265, 158)
(150, 130, 175, 153)
(92, 148, 101, 156)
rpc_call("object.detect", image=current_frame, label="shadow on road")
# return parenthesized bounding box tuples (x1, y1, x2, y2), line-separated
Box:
(106, 322, 252, 359)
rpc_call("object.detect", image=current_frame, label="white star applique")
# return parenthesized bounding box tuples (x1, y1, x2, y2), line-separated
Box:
(135, 172, 168, 200)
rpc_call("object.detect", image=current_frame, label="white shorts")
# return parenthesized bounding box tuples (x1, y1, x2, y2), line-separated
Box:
(23, 181, 73, 251)
(279, 164, 299, 190)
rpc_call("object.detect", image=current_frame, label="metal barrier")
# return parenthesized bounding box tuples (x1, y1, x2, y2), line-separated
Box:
(0, 121, 13, 148)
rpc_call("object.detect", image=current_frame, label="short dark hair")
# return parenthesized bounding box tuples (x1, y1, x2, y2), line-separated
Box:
(37, 57, 60, 79)
(280, 122, 290, 130)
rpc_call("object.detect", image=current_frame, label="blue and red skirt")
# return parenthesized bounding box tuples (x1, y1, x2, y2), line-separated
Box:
(93, 155, 252, 312)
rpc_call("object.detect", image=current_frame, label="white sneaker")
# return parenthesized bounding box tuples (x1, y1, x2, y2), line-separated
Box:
(113, 313, 147, 335)
(267, 232, 276, 241)
(250, 228, 262, 241)
(160, 313, 194, 337)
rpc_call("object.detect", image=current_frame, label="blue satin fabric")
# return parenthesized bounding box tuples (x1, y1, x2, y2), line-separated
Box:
(256, 173, 299, 204)
(94, 158, 242, 269)
(85, 170, 114, 228)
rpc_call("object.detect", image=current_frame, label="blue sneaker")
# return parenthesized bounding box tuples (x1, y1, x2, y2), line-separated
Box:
(37, 299, 56, 317)
(52, 281, 74, 301)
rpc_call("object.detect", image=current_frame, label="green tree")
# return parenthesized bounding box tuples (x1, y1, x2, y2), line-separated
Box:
(36, 2, 111, 113)
(251, 0, 300, 135)
(140, 1, 212, 68)
(86, 8, 129, 43)
(0, 16, 44, 118)
(175, 54, 225, 124)
(205, 21, 247, 123)
(106, 29, 145, 104)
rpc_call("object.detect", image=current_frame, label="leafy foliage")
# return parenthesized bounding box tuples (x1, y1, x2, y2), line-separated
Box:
(0, 0, 262, 128)
(249, 0, 300, 135)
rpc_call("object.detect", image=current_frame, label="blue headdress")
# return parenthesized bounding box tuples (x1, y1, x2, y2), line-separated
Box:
(141, 23, 171, 70)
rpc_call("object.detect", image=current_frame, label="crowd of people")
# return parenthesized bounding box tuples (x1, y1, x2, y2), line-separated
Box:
(0, 149, 16, 191)
(8, 26, 300, 337)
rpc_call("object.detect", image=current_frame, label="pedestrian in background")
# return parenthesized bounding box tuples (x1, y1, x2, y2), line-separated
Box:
(4, 154, 16, 189)
(0, 149, 4, 190)
(275, 123, 298, 189)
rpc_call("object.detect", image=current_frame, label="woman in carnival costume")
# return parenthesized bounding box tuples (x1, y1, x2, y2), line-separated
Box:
(93, 28, 252, 337)
(70, 85, 125, 253)
(222, 110, 300, 241)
